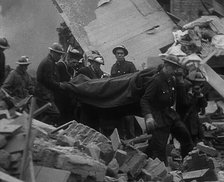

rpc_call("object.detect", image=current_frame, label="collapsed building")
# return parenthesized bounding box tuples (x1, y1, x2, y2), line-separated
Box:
(1, 0, 224, 182)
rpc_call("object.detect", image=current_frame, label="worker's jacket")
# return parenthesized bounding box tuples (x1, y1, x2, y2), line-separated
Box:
(111, 60, 137, 77)
(140, 71, 182, 128)
(35, 54, 60, 102)
(2, 66, 34, 100)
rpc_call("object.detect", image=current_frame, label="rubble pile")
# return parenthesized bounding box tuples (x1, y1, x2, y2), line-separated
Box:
(0, 119, 28, 179)
(163, 16, 224, 69)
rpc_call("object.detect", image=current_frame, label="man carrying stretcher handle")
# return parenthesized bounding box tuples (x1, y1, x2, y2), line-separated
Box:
(140, 55, 194, 165)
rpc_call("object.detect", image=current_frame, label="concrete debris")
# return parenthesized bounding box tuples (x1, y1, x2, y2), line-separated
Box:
(183, 149, 218, 181)
(119, 146, 147, 177)
(114, 149, 127, 167)
(196, 142, 218, 157)
(59, 121, 110, 146)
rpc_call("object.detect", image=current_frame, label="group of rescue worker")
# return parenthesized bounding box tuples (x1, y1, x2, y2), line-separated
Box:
(0, 37, 208, 165)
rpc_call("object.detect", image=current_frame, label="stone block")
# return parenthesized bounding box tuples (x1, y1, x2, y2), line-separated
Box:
(114, 149, 127, 167)
(0, 134, 7, 149)
(196, 142, 218, 157)
(144, 158, 167, 179)
(120, 147, 147, 177)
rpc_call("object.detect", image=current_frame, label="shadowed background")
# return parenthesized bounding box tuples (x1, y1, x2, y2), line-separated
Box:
(0, 0, 62, 76)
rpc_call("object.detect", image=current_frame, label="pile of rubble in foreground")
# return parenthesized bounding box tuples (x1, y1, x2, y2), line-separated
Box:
(0, 114, 224, 182)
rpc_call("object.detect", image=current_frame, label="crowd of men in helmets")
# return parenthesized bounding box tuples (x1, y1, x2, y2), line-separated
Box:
(0, 37, 209, 165)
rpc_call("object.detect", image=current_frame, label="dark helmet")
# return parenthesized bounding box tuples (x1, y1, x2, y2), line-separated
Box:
(0, 38, 10, 49)
(48, 43, 65, 54)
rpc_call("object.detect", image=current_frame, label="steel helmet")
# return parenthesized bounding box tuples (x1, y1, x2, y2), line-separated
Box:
(0, 38, 10, 49)
(48, 43, 65, 54)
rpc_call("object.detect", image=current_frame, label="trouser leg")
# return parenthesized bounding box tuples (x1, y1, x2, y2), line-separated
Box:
(171, 121, 194, 159)
(147, 127, 170, 165)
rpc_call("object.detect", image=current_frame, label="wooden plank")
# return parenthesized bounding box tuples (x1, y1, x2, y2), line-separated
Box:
(0, 171, 24, 182)
(182, 169, 209, 180)
(199, 64, 224, 98)
(34, 166, 71, 182)
(0, 124, 22, 135)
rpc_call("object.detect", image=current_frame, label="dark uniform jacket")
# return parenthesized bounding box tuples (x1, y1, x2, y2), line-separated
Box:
(35, 54, 60, 102)
(77, 66, 103, 79)
(2, 66, 34, 100)
(111, 60, 136, 77)
(176, 82, 207, 136)
(140, 71, 181, 128)
(0, 51, 5, 86)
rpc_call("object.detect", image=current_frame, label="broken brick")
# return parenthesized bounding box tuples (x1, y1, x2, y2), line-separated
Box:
(120, 147, 147, 177)
(196, 142, 218, 157)
(144, 158, 167, 179)
(56, 154, 107, 182)
(114, 149, 127, 167)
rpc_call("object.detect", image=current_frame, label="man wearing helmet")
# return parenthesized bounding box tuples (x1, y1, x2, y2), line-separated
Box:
(0, 38, 10, 86)
(2, 56, 34, 101)
(111, 45, 136, 77)
(140, 55, 193, 165)
(35, 43, 65, 126)
(77, 54, 104, 79)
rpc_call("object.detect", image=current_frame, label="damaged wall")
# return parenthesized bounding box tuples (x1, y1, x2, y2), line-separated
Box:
(52, 0, 175, 72)
(0, 0, 62, 75)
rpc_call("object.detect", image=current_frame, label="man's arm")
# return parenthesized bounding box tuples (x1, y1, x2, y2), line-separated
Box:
(140, 79, 158, 116)
(130, 62, 137, 73)
(2, 71, 15, 95)
(41, 62, 60, 90)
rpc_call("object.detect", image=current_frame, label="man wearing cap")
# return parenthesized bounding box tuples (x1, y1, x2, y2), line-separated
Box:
(140, 55, 193, 165)
(77, 55, 104, 79)
(110, 45, 139, 139)
(111, 45, 137, 77)
(66, 47, 84, 77)
(35, 43, 65, 126)
(2, 56, 34, 101)
(0, 38, 10, 86)
(176, 70, 207, 144)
